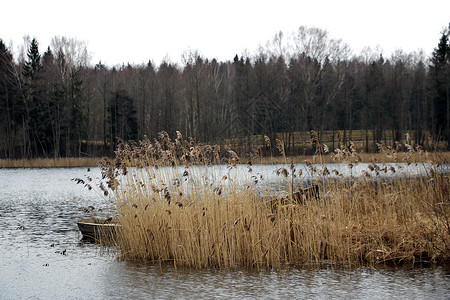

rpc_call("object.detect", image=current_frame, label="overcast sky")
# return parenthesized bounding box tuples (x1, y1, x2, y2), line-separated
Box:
(1, 0, 449, 66)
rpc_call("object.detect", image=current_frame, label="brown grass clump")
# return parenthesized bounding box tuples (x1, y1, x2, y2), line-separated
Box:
(97, 131, 449, 269)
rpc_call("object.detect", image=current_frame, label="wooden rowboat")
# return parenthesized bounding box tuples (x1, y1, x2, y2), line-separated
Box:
(77, 217, 120, 242)
(269, 185, 320, 210)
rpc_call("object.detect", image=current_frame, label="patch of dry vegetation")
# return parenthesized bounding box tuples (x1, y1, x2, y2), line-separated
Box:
(93, 131, 449, 269)
(257, 151, 448, 165)
(0, 157, 100, 168)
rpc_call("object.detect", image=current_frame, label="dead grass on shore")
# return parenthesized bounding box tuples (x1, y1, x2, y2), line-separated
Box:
(257, 151, 449, 165)
(0, 157, 101, 168)
(1, 147, 448, 169)
(87, 131, 449, 269)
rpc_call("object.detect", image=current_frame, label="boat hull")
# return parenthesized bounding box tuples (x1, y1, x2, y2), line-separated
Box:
(77, 217, 120, 242)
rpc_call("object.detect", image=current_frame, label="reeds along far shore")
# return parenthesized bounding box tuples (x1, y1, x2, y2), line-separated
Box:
(0, 157, 100, 168)
(95, 131, 449, 269)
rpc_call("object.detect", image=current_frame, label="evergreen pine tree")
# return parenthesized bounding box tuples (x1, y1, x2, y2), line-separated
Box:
(429, 24, 450, 148)
(22, 38, 42, 79)
(22, 38, 47, 157)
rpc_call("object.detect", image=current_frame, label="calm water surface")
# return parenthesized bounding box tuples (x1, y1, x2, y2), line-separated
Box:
(0, 166, 448, 299)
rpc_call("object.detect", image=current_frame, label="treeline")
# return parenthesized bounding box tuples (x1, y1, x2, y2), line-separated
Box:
(0, 26, 449, 159)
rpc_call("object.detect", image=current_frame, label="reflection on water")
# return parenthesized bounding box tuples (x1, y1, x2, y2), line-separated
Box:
(0, 166, 449, 299)
(97, 262, 450, 299)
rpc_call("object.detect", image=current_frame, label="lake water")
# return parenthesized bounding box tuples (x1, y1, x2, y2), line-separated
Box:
(0, 166, 449, 299)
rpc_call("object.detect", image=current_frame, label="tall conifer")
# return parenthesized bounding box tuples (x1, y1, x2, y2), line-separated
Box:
(429, 24, 450, 148)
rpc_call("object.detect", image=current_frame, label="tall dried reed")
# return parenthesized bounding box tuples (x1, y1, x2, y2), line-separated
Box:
(97, 131, 449, 269)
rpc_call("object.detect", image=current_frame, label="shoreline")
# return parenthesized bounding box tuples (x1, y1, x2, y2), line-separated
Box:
(0, 157, 101, 168)
(0, 152, 448, 168)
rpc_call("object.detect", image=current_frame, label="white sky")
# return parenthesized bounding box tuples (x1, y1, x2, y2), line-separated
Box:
(1, 0, 449, 66)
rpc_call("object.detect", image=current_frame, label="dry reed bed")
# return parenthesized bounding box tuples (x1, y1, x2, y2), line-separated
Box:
(97, 131, 449, 269)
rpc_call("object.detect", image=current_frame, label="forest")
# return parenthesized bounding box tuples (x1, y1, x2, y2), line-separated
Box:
(0, 25, 449, 159)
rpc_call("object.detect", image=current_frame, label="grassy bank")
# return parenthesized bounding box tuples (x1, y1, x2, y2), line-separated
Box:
(220, 129, 449, 155)
(1, 151, 447, 168)
(256, 151, 449, 164)
(0, 157, 101, 168)
(90, 131, 449, 269)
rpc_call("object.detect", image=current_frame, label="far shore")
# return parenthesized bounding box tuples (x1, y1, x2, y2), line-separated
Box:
(0, 157, 101, 168)
(1, 152, 448, 168)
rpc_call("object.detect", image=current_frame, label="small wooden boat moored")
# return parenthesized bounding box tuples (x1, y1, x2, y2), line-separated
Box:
(77, 217, 120, 242)
(269, 185, 320, 210)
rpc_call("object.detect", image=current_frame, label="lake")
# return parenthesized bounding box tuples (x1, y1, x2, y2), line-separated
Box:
(0, 166, 449, 299)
